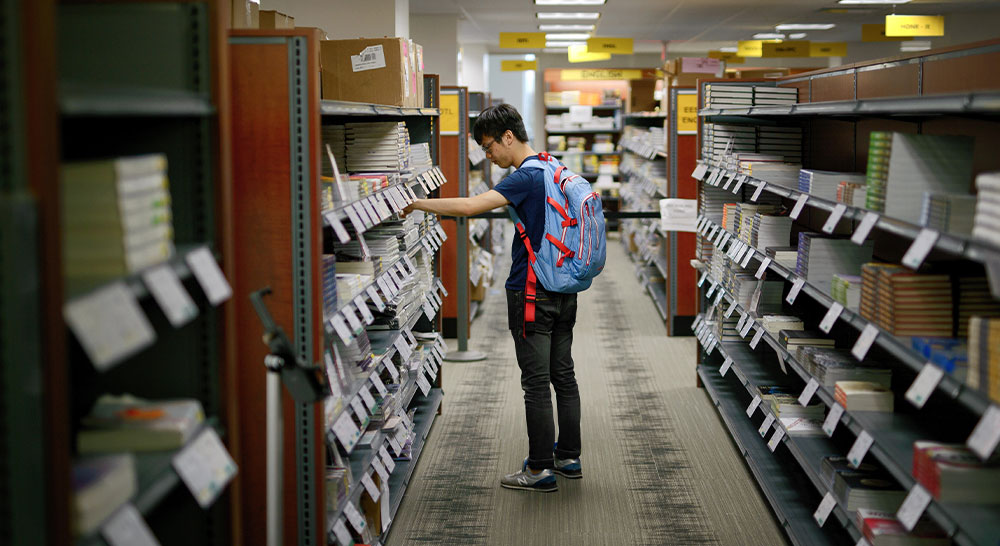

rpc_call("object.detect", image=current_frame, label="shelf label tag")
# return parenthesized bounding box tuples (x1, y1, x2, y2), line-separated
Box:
(186, 247, 233, 306)
(750, 327, 765, 349)
(331, 315, 353, 344)
(906, 363, 944, 409)
(747, 395, 762, 417)
(896, 484, 932, 532)
(733, 243, 748, 263)
(902, 228, 939, 269)
(423, 300, 436, 321)
(823, 204, 848, 234)
(372, 457, 390, 482)
(370, 372, 388, 396)
(706, 281, 718, 298)
(740, 317, 754, 338)
(359, 385, 377, 413)
(767, 427, 785, 452)
(856, 538, 871, 546)
(332, 409, 361, 452)
(366, 286, 386, 312)
(733, 174, 747, 194)
(692, 164, 708, 179)
(823, 404, 845, 437)
(332, 518, 352, 546)
(388, 435, 402, 456)
(713, 288, 726, 306)
(798, 379, 820, 407)
(790, 194, 809, 220)
(851, 324, 879, 361)
(143, 264, 198, 328)
(172, 428, 238, 509)
(343, 502, 367, 534)
(354, 296, 374, 324)
(394, 336, 413, 361)
(416, 372, 432, 396)
(741, 248, 755, 269)
(722, 172, 736, 190)
(720, 357, 733, 377)
(64, 281, 157, 372)
(102, 504, 160, 546)
(725, 299, 739, 318)
(819, 302, 844, 334)
(851, 212, 879, 245)
(379, 446, 396, 473)
(361, 472, 381, 502)
(697, 271, 709, 287)
(759, 413, 776, 437)
(848, 430, 874, 468)
(786, 277, 806, 305)
(350, 396, 368, 421)
(751, 182, 766, 202)
(342, 305, 363, 334)
(813, 492, 837, 527)
(720, 231, 732, 248)
(344, 205, 366, 234)
(384, 358, 399, 381)
(325, 211, 352, 243)
(967, 404, 1000, 460)
(755, 257, 771, 279)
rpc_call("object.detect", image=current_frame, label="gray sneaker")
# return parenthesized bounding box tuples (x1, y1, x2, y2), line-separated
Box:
(500, 460, 558, 492)
(553, 457, 582, 479)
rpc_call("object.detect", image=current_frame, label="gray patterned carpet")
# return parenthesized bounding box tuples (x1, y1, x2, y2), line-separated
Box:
(387, 233, 787, 546)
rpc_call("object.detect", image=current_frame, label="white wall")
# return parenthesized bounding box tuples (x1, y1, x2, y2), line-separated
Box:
(460, 43, 488, 93)
(410, 14, 459, 86)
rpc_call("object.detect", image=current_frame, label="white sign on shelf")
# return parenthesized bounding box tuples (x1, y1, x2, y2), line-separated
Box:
(967, 404, 1000, 460)
(372, 457, 390, 482)
(747, 395, 762, 418)
(692, 164, 708, 180)
(379, 446, 396, 473)
(325, 211, 352, 243)
(798, 378, 820, 407)
(751, 182, 766, 202)
(697, 271, 708, 287)
(725, 299, 739, 318)
(767, 426, 785, 452)
(102, 504, 160, 546)
(905, 363, 945, 409)
(63, 281, 157, 372)
(331, 410, 361, 452)
(786, 277, 806, 305)
(733, 174, 747, 194)
(720, 357, 733, 377)
(740, 317, 754, 338)
(902, 228, 940, 270)
(755, 257, 771, 279)
(813, 492, 837, 528)
(416, 373, 432, 396)
(171, 428, 238, 509)
(350, 396, 367, 422)
(330, 314, 353, 344)
(750, 327, 765, 350)
(186, 247, 233, 306)
(370, 372, 388, 397)
(384, 359, 399, 381)
(851, 324, 880, 361)
(343, 502, 367, 534)
(819, 302, 844, 334)
(331, 518, 352, 546)
(790, 194, 809, 220)
(851, 212, 880, 245)
(759, 413, 776, 437)
(847, 430, 874, 468)
(361, 472, 380, 502)
(341, 305, 363, 334)
(354, 296, 374, 325)
(823, 403, 845, 437)
(343, 206, 366, 234)
(896, 484, 932, 532)
(142, 264, 198, 328)
(359, 385, 377, 413)
(366, 286, 385, 312)
(822, 204, 848, 234)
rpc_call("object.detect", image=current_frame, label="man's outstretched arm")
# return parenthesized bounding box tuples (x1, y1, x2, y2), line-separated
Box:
(402, 189, 510, 218)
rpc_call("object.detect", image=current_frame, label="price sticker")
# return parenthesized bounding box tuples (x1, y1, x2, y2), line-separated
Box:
(325, 211, 352, 243)
(798, 379, 820, 406)
(813, 492, 837, 527)
(331, 519, 352, 546)
(354, 296, 374, 324)
(350, 396, 368, 421)
(697, 271, 709, 287)
(416, 373, 432, 396)
(741, 248, 755, 269)
(905, 363, 944, 409)
(767, 427, 785, 452)
(343, 206, 366, 234)
(896, 484, 932, 532)
(733, 174, 747, 194)
(740, 317, 754, 338)
(143, 264, 198, 328)
(186, 247, 233, 306)
(692, 164, 708, 179)
(789, 193, 809, 220)
(751, 182, 766, 202)
(822, 204, 848, 234)
(848, 430, 874, 468)
(851, 212, 880, 245)
(384, 359, 399, 380)
(750, 327, 765, 349)
(758, 413, 776, 437)
(102, 504, 160, 546)
(342, 305, 363, 334)
(725, 299, 739, 318)
(746, 395, 762, 418)
(172, 428, 238, 509)
(359, 386, 377, 413)
(722, 173, 736, 190)
(786, 277, 806, 305)
(379, 446, 397, 473)
(819, 302, 844, 334)
(361, 472, 381, 502)
(902, 229, 939, 270)
(823, 403, 845, 437)
(394, 337, 413, 361)
(966, 405, 1000, 460)
(366, 286, 386, 312)
(754, 257, 772, 279)
(851, 324, 880, 361)
(372, 457, 390, 482)
(720, 357, 733, 377)
(370, 373, 388, 396)
(343, 502, 367, 534)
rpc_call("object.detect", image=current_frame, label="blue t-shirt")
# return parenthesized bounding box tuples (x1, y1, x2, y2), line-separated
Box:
(494, 155, 549, 291)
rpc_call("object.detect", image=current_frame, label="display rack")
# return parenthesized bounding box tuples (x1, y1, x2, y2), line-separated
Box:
(228, 28, 445, 546)
(693, 40, 1000, 546)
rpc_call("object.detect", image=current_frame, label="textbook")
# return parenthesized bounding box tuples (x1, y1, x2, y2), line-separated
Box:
(77, 395, 204, 453)
(913, 441, 1000, 504)
(72, 454, 137, 536)
(835, 381, 894, 412)
(855, 509, 949, 546)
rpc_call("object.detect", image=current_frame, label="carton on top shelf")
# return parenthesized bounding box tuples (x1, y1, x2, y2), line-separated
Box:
(259, 10, 294, 30)
(320, 37, 425, 108)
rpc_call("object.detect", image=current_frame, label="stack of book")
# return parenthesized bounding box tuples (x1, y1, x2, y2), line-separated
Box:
(751, 213, 793, 250)
(335, 273, 369, 307)
(920, 192, 976, 235)
(345, 121, 411, 173)
(61, 154, 175, 295)
(761, 314, 803, 336)
(722, 203, 740, 232)
(972, 172, 1000, 247)
(968, 317, 1000, 403)
(753, 86, 797, 105)
(72, 454, 137, 536)
(796, 233, 874, 298)
(861, 263, 953, 337)
(779, 329, 835, 355)
(697, 185, 737, 262)
(740, 159, 801, 189)
(705, 84, 754, 108)
(766, 246, 798, 269)
(835, 380, 894, 412)
(779, 417, 825, 436)
(836, 180, 867, 207)
(409, 142, 433, 174)
(913, 441, 1000, 504)
(797, 346, 892, 387)
(702, 123, 756, 164)
(799, 169, 866, 202)
(855, 509, 949, 546)
(756, 385, 824, 419)
(821, 456, 906, 512)
(958, 278, 1000, 337)
(832, 273, 862, 311)
(76, 395, 204, 454)
(323, 255, 337, 317)
(758, 126, 802, 164)
(322, 124, 347, 175)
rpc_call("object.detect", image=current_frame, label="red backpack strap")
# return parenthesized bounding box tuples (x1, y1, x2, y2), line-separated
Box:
(513, 220, 538, 337)
(545, 234, 575, 267)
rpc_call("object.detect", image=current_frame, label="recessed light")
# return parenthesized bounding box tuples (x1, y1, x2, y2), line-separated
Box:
(544, 47, 570, 53)
(753, 33, 785, 39)
(838, 0, 909, 3)
(900, 40, 931, 52)
(545, 33, 591, 40)
(539, 24, 596, 31)
(719, 47, 738, 53)
(789, 33, 807, 39)
(536, 12, 601, 19)
(775, 23, 835, 30)
(546, 41, 588, 47)
(535, 0, 605, 4)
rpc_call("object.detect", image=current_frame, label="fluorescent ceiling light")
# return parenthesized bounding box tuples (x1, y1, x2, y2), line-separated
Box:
(537, 12, 601, 19)
(789, 33, 807, 39)
(538, 24, 595, 31)
(775, 23, 835, 30)
(838, 0, 909, 3)
(719, 46, 738, 53)
(545, 33, 591, 40)
(544, 47, 569, 53)
(901, 40, 931, 52)
(546, 41, 587, 47)
(535, 0, 605, 4)
(753, 33, 785, 39)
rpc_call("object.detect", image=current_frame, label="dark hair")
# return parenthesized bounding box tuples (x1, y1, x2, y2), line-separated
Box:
(473, 103, 529, 144)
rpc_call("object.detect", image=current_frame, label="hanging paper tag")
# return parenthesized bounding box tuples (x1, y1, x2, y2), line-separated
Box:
(416, 373, 432, 396)
(741, 248, 755, 269)
(746, 395, 762, 417)
(692, 164, 708, 179)
(905, 363, 944, 409)
(384, 359, 399, 380)
(902, 229, 939, 270)
(379, 446, 396, 473)
(733, 174, 746, 194)
(359, 386, 377, 413)
(332, 410, 361, 451)
(754, 257, 771, 279)
(822, 204, 848, 234)
(813, 492, 837, 527)
(751, 182, 765, 202)
(325, 211, 352, 243)
(366, 286, 386, 312)
(372, 457, 390, 482)
(750, 327, 765, 349)
(720, 357, 733, 376)
(342, 306, 363, 334)
(725, 299, 739, 318)
(186, 247, 233, 306)
(370, 373, 388, 396)
(64, 281, 157, 371)
(851, 212, 879, 245)
(344, 206, 366, 234)
(786, 277, 806, 305)
(759, 413, 776, 437)
(966, 405, 1000, 460)
(143, 264, 198, 328)
(331, 519, 352, 546)
(102, 504, 160, 546)
(798, 379, 820, 406)
(851, 324, 879, 361)
(767, 427, 785, 452)
(819, 302, 844, 334)
(823, 403, 845, 437)
(740, 318, 754, 338)
(394, 337, 413, 361)
(343, 502, 367, 534)
(361, 472, 381, 502)
(171, 428, 238, 509)
(848, 430, 874, 468)
(350, 396, 368, 421)
(896, 484, 932, 532)
(790, 194, 809, 220)
(354, 296, 374, 324)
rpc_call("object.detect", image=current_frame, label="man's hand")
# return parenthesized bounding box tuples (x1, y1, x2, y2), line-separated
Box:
(400, 199, 422, 218)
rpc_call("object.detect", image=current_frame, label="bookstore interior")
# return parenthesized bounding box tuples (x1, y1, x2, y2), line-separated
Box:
(4, 0, 1000, 545)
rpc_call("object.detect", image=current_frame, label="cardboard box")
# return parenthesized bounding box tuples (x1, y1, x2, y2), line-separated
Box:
(259, 10, 294, 30)
(321, 38, 424, 107)
(628, 79, 657, 113)
(230, 0, 259, 29)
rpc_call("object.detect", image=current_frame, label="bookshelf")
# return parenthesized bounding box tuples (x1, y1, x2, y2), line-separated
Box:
(693, 39, 1000, 546)
(467, 91, 501, 323)
(228, 28, 446, 546)
(438, 86, 470, 340)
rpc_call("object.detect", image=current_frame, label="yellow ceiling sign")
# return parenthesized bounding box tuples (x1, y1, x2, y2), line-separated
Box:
(586, 37, 634, 55)
(885, 15, 944, 37)
(499, 32, 545, 49)
(560, 69, 644, 81)
(862, 24, 907, 42)
(501, 60, 538, 71)
(568, 44, 611, 63)
(738, 40, 764, 57)
(810, 42, 847, 57)
(762, 40, 810, 57)
(676, 94, 699, 133)
(708, 50, 745, 64)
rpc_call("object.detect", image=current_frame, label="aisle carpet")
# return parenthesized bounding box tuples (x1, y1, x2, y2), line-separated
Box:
(387, 233, 787, 545)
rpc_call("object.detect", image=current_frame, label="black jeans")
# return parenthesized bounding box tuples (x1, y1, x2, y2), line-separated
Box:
(507, 287, 582, 470)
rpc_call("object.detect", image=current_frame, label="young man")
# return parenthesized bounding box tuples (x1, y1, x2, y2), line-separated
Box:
(402, 104, 582, 493)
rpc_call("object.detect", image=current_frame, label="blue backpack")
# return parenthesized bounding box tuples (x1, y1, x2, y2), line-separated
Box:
(507, 153, 606, 332)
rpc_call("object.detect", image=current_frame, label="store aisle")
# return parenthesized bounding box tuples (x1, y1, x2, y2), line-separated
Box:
(388, 235, 787, 546)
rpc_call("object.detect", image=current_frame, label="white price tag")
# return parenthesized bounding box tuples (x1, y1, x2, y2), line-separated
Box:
(344, 206, 366, 234)
(353, 201, 374, 228)
(706, 281, 718, 298)
(767, 427, 785, 452)
(388, 436, 402, 456)
(707, 336, 718, 355)
(759, 413, 776, 437)
(740, 318, 754, 338)
(332, 410, 361, 451)
(896, 484, 932, 532)
(755, 257, 771, 279)
(185, 247, 233, 306)
(720, 357, 733, 377)
(697, 271, 709, 287)
(721, 231, 732, 248)
(813, 492, 837, 527)
(350, 396, 368, 421)
(750, 327, 765, 349)
(733, 174, 747, 194)
(354, 296, 374, 324)
(331, 519, 352, 546)
(741, 248, 755, 269)
(361, 198, 381, 224)
(384, 274, 400, 296)
(416, 373, 432, 396)
(848, 430, 874, 468)
(325, 211, 352, 243)
(366, 286, 386, 312)
(142, 264, 198, 327)
(692, 164, 708, 179)
(734, 243, 748, 263)
(342, 305, 363, 334)
(171, 428, 238, 509)
(790, 194, 809, 220)
(746, 396, 763, 419)
(359, 386, 377, 413)
(102, 504, 160, 546)
(751, 182, 765, 202)
(713, 289, 725, 306)
(786, 277, 806, 305)
(725, 299, 739, 318)
(361, 472, 381, 502)
(823, 204, 848, 234)
(722, 173, 736, 190)
(798, 379, 820, 407)
(435, 279, 449, 297)
(372, 457, 390, 482)
(906, 363, 944, 409)
(819, 302, 844, 334)
(370, 373, 388, 396)
(330, 315, 353, 343)
(379, 446, 396, 473)
(967, 405, 1000, 460)
(851, 324, 879, 361)
(376, 276, 393, 299)
(343, 502, 367, 534)
(851, 212, 880, 245)
(423, 301, 436, 321)
(902, 229, 939, 270)
(823, 403, 844, 437)
(384, 359, 399, 380)
(393, 337, 413, 361)
(63, 281, 156, 372)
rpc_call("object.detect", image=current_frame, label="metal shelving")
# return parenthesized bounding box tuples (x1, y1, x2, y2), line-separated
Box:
(59, 83, 215, 117)
(320, 99, 440, 118)
(544, 127, 622, 134)
(698, 91, 1000, 119)
(548, 150, 621, 157)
